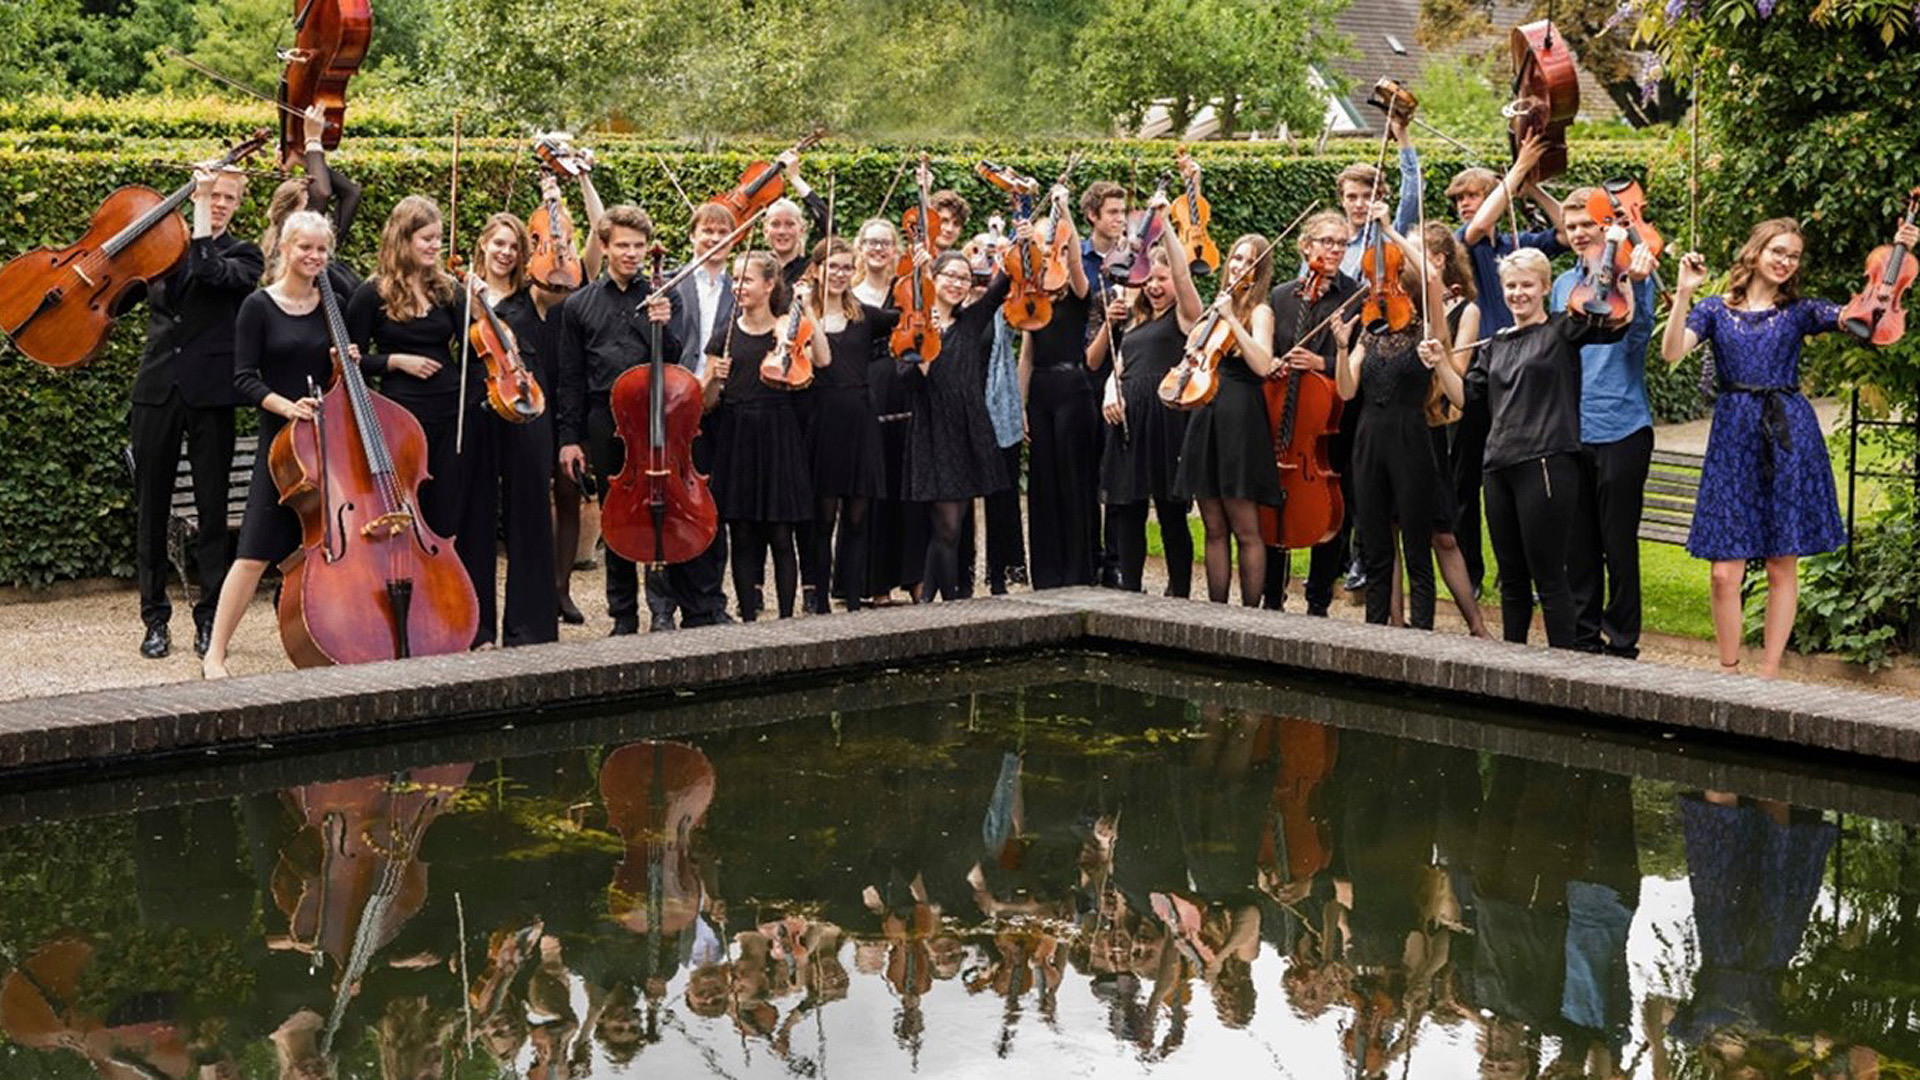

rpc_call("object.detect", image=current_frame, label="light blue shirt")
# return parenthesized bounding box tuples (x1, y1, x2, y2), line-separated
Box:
(1340, 147, 1424, 278)
(1550, 268, 1656, 444)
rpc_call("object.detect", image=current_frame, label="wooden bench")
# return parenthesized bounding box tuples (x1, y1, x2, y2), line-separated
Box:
(1640, 448, 1703, 546)
(122, 434, 258, 592)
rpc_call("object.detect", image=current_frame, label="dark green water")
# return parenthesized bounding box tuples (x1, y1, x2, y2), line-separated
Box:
(1, 654, 1915, 1079)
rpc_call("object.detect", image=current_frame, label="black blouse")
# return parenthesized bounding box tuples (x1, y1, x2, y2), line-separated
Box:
(232, 289, 333, 410)
(816, 303, 900, 395)
(1466, 311, 1624, 471)
(345, 279, 469, 421)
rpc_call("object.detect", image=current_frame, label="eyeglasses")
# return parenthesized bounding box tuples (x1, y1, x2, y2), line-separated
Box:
(1305, 236, 1345, 249)
(859, 238, 894, 248)
(1762, 248, 1803, 264)
(935, 271, 973, 284)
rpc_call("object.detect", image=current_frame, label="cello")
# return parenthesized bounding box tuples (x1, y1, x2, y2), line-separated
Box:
(600, 742, 717, 937)
(276, 0, 374, 160)
(601, 213, 763, 569)
(890, 153, 944, 367)
(1840, 186, 1919, 345)
(0, 129, 270, 370)
(1503, 21, 1579, 184)
(1259, 268, 1350, 550)
(268, 266, 480, 666)
(528, 136, 591, 290)
(713, 127, 826, 227)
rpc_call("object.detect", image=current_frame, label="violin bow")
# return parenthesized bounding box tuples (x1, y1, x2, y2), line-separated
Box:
(452, 111, 473, 456)
(876, 153, 913, 220)
(165, 49, 309, 125)
(654, 152, 697, 217)
(1688, 102, 1700, 255)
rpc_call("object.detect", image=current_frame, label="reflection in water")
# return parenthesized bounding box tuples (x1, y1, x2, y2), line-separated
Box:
(0, 683, 1916, 1078)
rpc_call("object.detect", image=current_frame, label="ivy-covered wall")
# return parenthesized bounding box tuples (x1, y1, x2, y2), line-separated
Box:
(0, 135, 1695, 586)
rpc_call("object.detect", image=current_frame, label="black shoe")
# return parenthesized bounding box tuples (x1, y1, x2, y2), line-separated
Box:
(193, 617, 213, 658)
(610, 619, 639, 637)
(140, 624, 171, 659)
(649, 613, 676, 633)
(558, 595, 585, 625)
(1306, 605, 1329, 618)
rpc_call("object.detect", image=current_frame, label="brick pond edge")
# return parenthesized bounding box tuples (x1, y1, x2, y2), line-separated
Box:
(0, 587, 1914, 778)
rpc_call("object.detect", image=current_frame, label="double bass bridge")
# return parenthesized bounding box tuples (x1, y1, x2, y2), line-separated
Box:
(361, 510, 415, 539)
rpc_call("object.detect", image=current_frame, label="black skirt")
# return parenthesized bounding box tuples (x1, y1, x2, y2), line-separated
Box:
(235, 416, 301, 564)
(1173, 352, 1281, 505)
(805, 387, 887, 499)
(1101, 309, 1190, 505)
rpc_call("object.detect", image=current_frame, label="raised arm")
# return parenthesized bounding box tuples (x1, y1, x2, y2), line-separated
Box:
(1463, 134, 1547, 246)
(1661, 252, 1707, 365)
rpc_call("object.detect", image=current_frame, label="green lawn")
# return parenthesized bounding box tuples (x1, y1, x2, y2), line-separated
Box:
(1144, 508, 1715, 641)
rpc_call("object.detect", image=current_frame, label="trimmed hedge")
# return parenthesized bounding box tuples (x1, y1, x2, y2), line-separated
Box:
(0, 135, 1696, 586)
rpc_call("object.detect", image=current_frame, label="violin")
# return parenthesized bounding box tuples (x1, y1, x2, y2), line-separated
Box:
(890, 153, 944, 367)
(0, 129, 270, 369)
(528, 135, 592, 291)
(601, 742, 716, 937)
(1103, 173, 1172, 287)
(268, 265, 480, 666)
(1169, 146, 1221, 277)
(1586, 178, 1664, 265)
(762, 284, 817, 389)
(603, 241, 722, 569)
(1504, 20, 1579, 183)
(1159, 261, 1259, 411)
(1359, 221, 1413, 334)
(1259, 269, 1348, 550)
(276, 0, 373, 160)
(1038, 152, 1083, 293)
(464, 274, 545, 422)
(1567, 225, 1633, 327)
(977, 160, 1052, 331)
(712, 127, 825, 227)
(1365, 77, 1419, 124)
(1840, 186, 1919, 346)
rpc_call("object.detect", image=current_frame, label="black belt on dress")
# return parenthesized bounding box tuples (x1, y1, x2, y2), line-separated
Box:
(1718, 381, 1796, 486)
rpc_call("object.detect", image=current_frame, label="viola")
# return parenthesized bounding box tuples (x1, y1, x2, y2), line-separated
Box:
(1840, 186, 1919, 346)
(1037, 152, 1083, 293)
(890, 152, 944, 367)
(1359, 225, 1413, 334)
(1504, 20, 1579, 183)
(977, 160, 1052, 331)
(0, 129, 270, 370)
(1169, 146, 1221, 277)
(268, 266, 480, 666)
(1103, 173, 1172, 287)
(464, 275, 545, 422)
(1567, 224, 1632, 327)
(601, 742, 716, 937)
(712, 127, 825, 227)
(1260, 271, 1347, 550)
(276, 0, 373, 160)
(603, 242, 722, 569)
(528, 136, 591, 291)
(761, 285, 817, 389)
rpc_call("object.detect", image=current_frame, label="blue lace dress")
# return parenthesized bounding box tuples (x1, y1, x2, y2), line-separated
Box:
(1684, 296, 1846, 560)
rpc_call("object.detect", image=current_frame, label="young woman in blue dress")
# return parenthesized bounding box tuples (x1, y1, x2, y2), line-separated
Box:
(1662, 216, 1918, 677)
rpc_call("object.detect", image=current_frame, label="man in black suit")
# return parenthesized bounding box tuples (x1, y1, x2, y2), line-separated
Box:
(128, 165, 263, 659)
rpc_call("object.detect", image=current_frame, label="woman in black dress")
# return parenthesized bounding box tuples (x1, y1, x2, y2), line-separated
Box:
(852, 218, 925, 604)
(1173, 234, 1279, 606)
(345, 196, 472, 545)
(1333, 209, 1457, 629)
(1091, 218, 1206, 595)
(1018, 208, 1095, 589)
(201, 211, 344, 678)
(800, 237, 897, 612)
(466, 211, 560, 647)
(905, 246, 1018, 602)
(701, 251, 828, 619)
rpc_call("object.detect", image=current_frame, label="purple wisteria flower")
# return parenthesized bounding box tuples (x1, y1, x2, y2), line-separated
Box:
(1603, 0, 1641, 32)
(1638, 52, 1663, 105)
(1757, 0, 1776, 18)
(1664, 0, 1691, 21)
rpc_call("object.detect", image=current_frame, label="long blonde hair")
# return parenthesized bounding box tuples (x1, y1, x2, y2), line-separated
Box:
(259, 177, 311, 284)
(374, 195, 457, 323)
(1727, 217, 1804, 309)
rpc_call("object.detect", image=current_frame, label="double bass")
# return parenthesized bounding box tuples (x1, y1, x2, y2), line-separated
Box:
(1840, 187, 1919, 345)
(268, 267, 480, 666)
(0, 129, 270, 369)
(276, 0, 374, 160)
(1259, 268, 1350, 550)
(1504, 20, 1579, 184)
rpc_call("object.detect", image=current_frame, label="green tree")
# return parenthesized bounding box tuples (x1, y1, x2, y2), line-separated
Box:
(1074, 0, 1349, 138)
(0, 0, 79, 95)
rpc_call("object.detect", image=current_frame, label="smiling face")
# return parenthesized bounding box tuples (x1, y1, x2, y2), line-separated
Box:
(1757, 230, 1804, 287)
(606, 224, 649, 282)
(481, 224, 523, 280)
(1562, 204, 1602, 260)
(407, 220, 442, 271)
(766, 206, 803, 258)
(1501, 265, 1549, 322)
(732, 256, 775, 312)
(932, 257, 972, 307)
(285, 226, 331, 284)
(1226, 238, 1261, 281)
(206, 172, 245, 234)
(694, 216, 736, 267)
(822, 250, 855, 296)
(858, 224, 897, 276)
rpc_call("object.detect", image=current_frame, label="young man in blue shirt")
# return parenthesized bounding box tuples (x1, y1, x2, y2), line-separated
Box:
(1550, 191, 1659, 657)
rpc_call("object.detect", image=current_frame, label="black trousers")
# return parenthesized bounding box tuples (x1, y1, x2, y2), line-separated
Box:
(1110, 498, 1193, 596)
(1026, 369, 1101, 589)
(1450, 400, 1491, 595)
(130, 391, 234, 628)
(459, 407, 559, 647)
(1483, 452, 1581, 648)
(984, 445, 1026, 591)
(869, 416, 926, 595)
(585, 397, 727, 627)
(1303, 399, 1360, 613)
(1352, 415, 1438, 629)
(1570, 427, 1653, 658)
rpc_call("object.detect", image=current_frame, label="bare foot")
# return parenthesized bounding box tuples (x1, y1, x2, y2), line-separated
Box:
(202, 656, 230, 680)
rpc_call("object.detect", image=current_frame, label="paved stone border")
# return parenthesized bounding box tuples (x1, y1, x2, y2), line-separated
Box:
(0, 588, 1914, 782)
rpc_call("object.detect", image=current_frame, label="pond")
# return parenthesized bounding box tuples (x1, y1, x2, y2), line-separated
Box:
(0, 653, 1914, 1079)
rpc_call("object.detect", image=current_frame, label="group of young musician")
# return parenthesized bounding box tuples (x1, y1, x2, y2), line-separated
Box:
(115, 111, 1918, 683)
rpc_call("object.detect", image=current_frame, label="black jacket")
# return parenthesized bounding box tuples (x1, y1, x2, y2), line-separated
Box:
(1467, 311, 1625, 472)
(129, 233, 265, 408)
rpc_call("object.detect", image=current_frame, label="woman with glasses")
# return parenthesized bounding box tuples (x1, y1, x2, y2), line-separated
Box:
(902, 234, 1027, 602)
(1662, 216, 1918, 677)
(853, 218, 926, 605)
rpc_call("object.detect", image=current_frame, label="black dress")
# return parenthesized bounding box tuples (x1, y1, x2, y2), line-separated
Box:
(1024, 289, 1101, 588)
(1173, 342, 1281, 505)
(807, 304, 896, 500)
(344, 282, 471, 539)
(905, 275, 1013, 502)
(1100, 308, 1190, 505)
(230, 290, 333, 564)
(707, 322, 813, 522)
